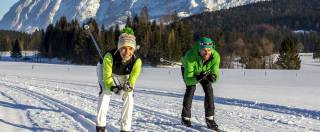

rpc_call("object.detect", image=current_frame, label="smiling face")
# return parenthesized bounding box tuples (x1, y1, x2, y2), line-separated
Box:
(199, 48, 212, 61)
(119, 46, 135, 62)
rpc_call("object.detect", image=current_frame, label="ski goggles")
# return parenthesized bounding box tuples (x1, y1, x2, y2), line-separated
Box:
(200, 42, 213, 46)
(199, 42, 213, 49)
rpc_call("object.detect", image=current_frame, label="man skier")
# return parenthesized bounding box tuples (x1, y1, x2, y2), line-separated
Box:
(96, 27, 142, 132)
(180, 37, 220, 131)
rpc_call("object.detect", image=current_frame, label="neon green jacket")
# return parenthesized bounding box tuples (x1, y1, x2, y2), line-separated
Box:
(102, 50, 142, 91)
(182, 44, 220, 86)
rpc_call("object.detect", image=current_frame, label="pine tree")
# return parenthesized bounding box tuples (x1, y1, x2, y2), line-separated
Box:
(56, 16, 69, 31)
(42, 24, 54, 58)
(105, 27, 116, 51)
(180, 21, 193, 55)
(167, 30, 176, 60)
(11, 39, 22, 58)
(0, 40, 3, 60)
(126, 17, 133, 28)
(0, 36, 11, 51)
(314, 41, 320, 61)
(114, 24, 121, 45)
(30, 30, 43, 51)
(159, 19, 167, 61)
(68, 19, 80, 61)
(149, 20, 158, 65)
(276, 38, 301, 69)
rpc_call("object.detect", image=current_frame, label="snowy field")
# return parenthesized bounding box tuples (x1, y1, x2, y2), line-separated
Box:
(0, 54, 320, 131)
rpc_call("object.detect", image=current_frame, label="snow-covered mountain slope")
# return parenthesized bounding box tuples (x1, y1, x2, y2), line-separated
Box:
(0, 55, 320, 131)
(0, 0, 267, 33)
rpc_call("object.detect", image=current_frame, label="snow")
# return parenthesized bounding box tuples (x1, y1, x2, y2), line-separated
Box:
(0, 87, 33, 132)
(293, 30, 316, 34)
(0, 55, 320, 131)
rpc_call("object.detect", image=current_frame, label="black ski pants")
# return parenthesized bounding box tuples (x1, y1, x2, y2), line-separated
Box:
(181, 67, 215, 118)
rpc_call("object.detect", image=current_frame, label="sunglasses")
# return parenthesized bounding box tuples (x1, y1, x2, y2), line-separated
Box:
(200, 42, 213, 46)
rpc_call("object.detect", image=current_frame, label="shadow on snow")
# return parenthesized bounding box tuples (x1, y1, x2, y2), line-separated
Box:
(136, 89, 320, 120)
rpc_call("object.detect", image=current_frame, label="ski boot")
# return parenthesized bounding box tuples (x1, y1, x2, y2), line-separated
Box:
(96, 126, 105, 132)
(181, 117, 192, 127)
(206, 117, 220, 131)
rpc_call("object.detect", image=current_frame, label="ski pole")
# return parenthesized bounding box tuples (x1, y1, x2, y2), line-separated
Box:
(84, 25, 104, 60)
(84, 25, 107, 95)
(160, 58, 182, 66)
(112, 76, 122, 86)
(112, 76, 123, 94)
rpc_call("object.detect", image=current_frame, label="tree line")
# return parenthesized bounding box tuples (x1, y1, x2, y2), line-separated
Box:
(38, 7, 194, 65)
(1, 7, 193, 65)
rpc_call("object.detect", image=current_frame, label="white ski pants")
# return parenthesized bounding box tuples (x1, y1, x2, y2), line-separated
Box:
(96, 74, 134, 131)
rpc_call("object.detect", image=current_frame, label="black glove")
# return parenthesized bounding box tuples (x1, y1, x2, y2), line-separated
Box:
(122, 82, 133, 92)
(206, 73, 216, 83)
(195, 72, 207, 81)
(111, 85, 121, 94)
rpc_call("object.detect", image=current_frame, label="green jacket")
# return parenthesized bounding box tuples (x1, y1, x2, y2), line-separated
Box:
(102, 49, 142, 91)
(182, 44, 220, 86)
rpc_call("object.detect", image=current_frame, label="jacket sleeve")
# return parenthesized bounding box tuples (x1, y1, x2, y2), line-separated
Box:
(211, 51, 221, 82)
(183, 60, 198, 85)
(103, 53, 114, 90)
(129, 58, 142, 89)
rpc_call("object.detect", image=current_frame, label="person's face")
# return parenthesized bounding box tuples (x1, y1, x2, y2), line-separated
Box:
(119, 46, 134, 62)
(199, 48, 212, 61)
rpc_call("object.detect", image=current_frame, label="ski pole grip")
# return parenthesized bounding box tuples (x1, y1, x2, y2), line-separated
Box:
(84, 25, 90, 30)
(84, 25, 104, 60)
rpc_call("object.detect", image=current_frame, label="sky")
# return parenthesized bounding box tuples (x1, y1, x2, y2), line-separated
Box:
(0, 0, 18, 20)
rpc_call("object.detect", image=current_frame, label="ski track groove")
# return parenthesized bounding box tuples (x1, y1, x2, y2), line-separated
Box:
(2, 83, 87, 131)
(135, 88, 320, 121)
(0, 79, 118, 132)
(0, 73, 96, 87)
(20, 75, 320, 122)
(8, 75, 313, 131)
(2, 75, 212, 131)
(26, 79, 210, 131)
(2, 74, 319, 131)
(0, 86, 57, 131)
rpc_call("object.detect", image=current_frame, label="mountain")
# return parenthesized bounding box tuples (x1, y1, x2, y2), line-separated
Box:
(183, 0, 320, 32)
(180, 0, 320, 53)
(0, 0, 267, 33)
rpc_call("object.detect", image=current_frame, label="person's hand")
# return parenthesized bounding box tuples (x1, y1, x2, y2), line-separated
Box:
(111, 85, 121, 94)
(122, 82, 133, 92)
(195, 72, 207, 81)
(206, 73, 216, 83)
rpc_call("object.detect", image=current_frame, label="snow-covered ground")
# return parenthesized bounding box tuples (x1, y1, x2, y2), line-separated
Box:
(0, 55, 320, 131)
